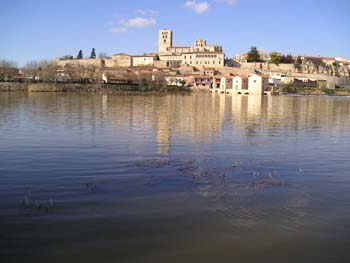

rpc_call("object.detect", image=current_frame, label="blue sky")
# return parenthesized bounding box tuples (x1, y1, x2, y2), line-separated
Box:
(1, 0, 349, 65)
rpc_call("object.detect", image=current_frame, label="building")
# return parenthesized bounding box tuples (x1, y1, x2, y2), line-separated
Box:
(219, 76, 233, 93)
(202, 67, 216, 77)
(132, 56, 155, 67)
(159, 29, 173, 53)
(188, 75, 212, 89)
(108, 53, 132, 67)
(232, 75, 249, 92)
(158, 29, 225, 69)
(248, 74, 269, 95)
(164, 76, 186, 86)
(282, 76, 318, 88)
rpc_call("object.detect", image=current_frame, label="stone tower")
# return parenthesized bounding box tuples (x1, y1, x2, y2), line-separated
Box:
(159, 29, 173, 53)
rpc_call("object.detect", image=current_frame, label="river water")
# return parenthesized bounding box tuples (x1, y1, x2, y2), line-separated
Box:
(1, 92, 350, 263)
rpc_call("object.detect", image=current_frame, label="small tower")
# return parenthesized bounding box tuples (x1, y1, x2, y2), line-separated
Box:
(159, 29, 173, 53)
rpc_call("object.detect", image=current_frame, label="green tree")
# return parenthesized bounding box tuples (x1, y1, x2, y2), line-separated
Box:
(270, 52, 281, 65)
(247, 46, 261, 62)
(90, 48, 96, 59)
(77, 50, 83, 59)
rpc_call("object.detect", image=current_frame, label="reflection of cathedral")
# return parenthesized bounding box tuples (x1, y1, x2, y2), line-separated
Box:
(157, 113, 171, 154)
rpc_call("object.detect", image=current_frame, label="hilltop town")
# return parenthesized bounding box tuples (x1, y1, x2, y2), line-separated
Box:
(1, 29, 350, 94)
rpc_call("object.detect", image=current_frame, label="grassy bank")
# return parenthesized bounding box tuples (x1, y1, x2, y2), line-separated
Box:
(0, 82, 191, 93)
(279, 85, 350, 96)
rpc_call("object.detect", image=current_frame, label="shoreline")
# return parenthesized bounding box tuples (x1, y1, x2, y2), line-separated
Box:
(0, 82, 192, 93)
(1, 82, 350, 96)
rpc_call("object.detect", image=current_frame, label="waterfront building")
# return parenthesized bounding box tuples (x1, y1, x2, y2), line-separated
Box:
(232, 75, 249, 92)
(219, 76, 233, 93)
(248, 74, 269, 95)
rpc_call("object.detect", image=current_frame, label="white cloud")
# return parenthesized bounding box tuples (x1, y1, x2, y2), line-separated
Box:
(110, 27, 128, 33)
(110, 9, 158, 34)
(121, 17, 157, 28)
(216, 0, 238, 6)
(136, 9, 159, 16)
(184, 1, 210, 14)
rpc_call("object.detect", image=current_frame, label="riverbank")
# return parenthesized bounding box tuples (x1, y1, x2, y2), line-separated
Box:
(0, 82, 191, 93)
(278, 86, 350, 96)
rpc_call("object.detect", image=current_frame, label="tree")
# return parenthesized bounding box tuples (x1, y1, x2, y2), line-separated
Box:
(296, 56, 302, 65)
(247, 46, 261, 63)
(270, 52, 281, 65)
(23, 60, 41, 81)
(286, 54, 294, 64)
(77, 50, 83, 59)
(39, 60, 58, 82)
(61, 55, 73, 60)
(90, 48, 96, 59)
(0, 60, 18, 81)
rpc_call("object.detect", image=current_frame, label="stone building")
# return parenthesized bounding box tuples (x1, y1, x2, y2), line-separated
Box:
(159, 29, 173, 53)
(158, 29, 225, 69)
(107, 53, 132, 67)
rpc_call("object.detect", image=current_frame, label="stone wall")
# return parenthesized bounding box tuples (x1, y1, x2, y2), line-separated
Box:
(55, 58, 103, 68)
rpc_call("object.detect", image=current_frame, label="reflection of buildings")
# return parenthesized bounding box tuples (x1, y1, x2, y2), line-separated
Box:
(15, 93, 350, 153)
(156, 96, 172, 154)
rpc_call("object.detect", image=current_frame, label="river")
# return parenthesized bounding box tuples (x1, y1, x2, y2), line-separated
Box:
(1, 92, 350, 262)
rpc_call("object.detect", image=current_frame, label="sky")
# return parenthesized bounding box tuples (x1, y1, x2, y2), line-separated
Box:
(1, 0, 349, 65)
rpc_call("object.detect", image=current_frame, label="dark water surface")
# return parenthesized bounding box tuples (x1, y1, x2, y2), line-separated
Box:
(1, 92, 350, 263)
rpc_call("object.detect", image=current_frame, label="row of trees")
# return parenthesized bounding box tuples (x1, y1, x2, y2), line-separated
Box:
(246, 47, 303, 65)
(61, 48, 98, 60)
(270, 52, 296, 65)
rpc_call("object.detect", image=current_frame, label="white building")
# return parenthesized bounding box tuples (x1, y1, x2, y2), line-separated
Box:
(248, 74, 269, 95)
(164, 76, 186, 86)
(232, 75, 249, 93)
(220, 76, 233, 93)
(132, 56, 155, 67)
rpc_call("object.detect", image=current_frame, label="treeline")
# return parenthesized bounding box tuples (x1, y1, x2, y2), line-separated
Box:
(59, 48, 109, 60)
(246, 46, 302, 65)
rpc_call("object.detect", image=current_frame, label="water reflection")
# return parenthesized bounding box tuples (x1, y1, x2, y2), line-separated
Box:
(1, 93, 349, 146)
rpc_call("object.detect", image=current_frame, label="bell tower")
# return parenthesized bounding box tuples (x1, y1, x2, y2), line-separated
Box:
(159, 29, 173, 53)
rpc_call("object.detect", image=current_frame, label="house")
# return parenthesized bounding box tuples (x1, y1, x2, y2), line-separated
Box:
(202, 67, 216, 77)
(188, 75, 212, 89)
(232, 75, 249, 93)
(132, 56, 156, 67)
(282, 76, 318, 88)
(211, 76, 222, 91)
(219, 76, 233, 93)
(248, 74, 269, 95)
(164, 76, 186, 86)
